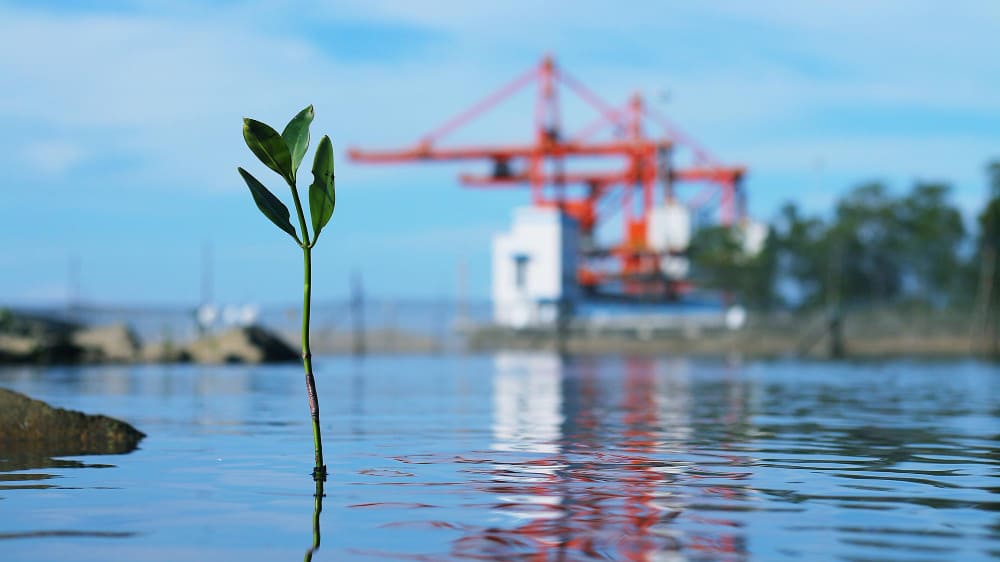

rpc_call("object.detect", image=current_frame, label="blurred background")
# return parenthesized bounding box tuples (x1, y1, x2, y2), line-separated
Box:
(1, 0, 998, 356)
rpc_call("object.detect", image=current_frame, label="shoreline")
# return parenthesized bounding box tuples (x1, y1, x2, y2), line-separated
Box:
(464, 326, 988, 361)
(2, 307, 994, 364)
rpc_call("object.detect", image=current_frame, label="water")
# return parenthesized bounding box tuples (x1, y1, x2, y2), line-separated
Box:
(0, 355, 997, 561)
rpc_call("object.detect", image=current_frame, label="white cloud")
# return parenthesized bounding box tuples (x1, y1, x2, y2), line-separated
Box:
(22, 140, 87, 176)
(1, 1, 997, 302)
(0, 4, 527, 193)
(0, 1, 996, 201)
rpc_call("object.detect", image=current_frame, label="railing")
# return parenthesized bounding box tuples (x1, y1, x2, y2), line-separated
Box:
(5, 300, 494, 354)
(3, 301, 983, 357)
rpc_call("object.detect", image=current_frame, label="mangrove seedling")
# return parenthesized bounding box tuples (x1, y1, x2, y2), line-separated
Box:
(238, 105, 335, 480)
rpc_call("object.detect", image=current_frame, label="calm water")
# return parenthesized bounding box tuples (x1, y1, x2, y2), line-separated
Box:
(0, 355, 997, 561)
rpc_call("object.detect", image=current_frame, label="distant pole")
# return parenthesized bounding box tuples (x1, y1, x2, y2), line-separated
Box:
(351, 270, 366, 356)
(384, 301, 396, 352)
(68, 255, 81, 308)
(819, 156, 847, 359)
(427, 295, 443, 354)
(828, 307, 845, 359)
(970, 159, 1000, 355)
(971, 247, 997, 355)
(68, 255, 81, 323)
(196, 242, 214, 336)
(456, 257, 468, 328)
(555, 297, 570, 355)
(827, 237, 846, 359)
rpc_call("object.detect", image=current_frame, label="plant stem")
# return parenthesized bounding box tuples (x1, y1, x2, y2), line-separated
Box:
(289, 182, 325, 479)
(303, 478, 324, 562)
(303, 244, 325, 476)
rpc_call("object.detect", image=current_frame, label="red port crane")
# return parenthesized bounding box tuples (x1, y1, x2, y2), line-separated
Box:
(348, 56, 746, 300)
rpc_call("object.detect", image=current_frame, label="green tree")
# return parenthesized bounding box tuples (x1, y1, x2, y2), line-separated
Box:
(689, 224, 779, 309)
(971, 160, 1000, 354)
(689, 225, 742, 294)
(831, 182, 905, 304)
(693, 175, 972, 313)
(769, 181, 968, 310)
(896, 182, 966, 304)
(771, 202, 831, 308)
(978, 160, 1000, 251)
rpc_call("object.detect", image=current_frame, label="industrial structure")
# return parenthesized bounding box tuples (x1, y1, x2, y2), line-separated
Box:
(349, 56, 760, 328)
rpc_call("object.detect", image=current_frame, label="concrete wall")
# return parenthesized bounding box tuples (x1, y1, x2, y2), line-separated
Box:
(492, 207, 579, 328)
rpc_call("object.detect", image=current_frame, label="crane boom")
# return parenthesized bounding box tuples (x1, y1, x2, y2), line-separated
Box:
(348, 56, 747, 299)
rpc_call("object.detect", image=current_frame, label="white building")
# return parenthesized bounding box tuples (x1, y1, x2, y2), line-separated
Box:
(492, 207, 579, 328)
(646, 200, 692, 280)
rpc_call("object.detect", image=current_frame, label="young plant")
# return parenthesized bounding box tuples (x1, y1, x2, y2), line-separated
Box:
(238, 105, 335, 480)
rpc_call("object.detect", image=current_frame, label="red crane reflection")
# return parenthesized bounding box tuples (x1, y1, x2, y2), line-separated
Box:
(453, 354, 749, 561)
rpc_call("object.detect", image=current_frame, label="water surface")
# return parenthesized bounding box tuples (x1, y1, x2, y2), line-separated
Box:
(0, 355, 997, 561)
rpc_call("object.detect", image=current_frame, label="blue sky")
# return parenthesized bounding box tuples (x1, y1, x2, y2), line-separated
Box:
(2, 0, 998, 305)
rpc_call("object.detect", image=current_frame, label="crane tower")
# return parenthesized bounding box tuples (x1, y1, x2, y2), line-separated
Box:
(349, 56, 747, 312)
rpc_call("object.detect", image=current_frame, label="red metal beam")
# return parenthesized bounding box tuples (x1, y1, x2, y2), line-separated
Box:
(642, 105, 719, 166)
(570, 101, 628, 143)
(672, 166, 745, 183)
(556, 69, 625, 129)
(347, 56, 749, 300)
(348, 139, 661, 163)
(419, 65, 538, 147)
(459, 171, 629, 187)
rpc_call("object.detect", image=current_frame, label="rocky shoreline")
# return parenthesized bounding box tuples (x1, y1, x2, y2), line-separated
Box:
(0, 388, 145, 457)
(1, 309, 989, 364)
(0, 310, 298, 365)
(466, 327, 978, 359)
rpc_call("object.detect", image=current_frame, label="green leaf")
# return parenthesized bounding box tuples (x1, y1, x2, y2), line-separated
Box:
(237, 167, 300, 243)
(308, 135, 336, 243)
(282, 105, 314, 177)
(243, 118, 293, 183)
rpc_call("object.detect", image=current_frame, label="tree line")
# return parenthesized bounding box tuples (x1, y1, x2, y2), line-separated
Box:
(691, 159, 1000, 313)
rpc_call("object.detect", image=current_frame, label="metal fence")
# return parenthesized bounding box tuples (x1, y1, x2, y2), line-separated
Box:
(6, 299, 495, 354)
(4, 301, 985, 357)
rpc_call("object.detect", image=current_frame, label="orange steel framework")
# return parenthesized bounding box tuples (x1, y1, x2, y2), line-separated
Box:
(348, 56, 746, 300)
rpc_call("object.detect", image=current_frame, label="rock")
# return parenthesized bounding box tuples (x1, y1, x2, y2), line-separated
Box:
(0, 333, 84, 364)
(0, 334, 35, 358)
(0, 310, 299, 366)
(72, 324, 140, 363)
(187, 325, 298, 364)
(0, 309, 84, 364)
(139, 341, 191, 363)
(0, 388, 145, 456)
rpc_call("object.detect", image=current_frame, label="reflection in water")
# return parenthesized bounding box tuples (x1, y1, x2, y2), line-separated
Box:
(492, 354, 563, 454)
(303, 478, 325, 562)
(350, 359, 366, 437)
(1, 364, 264, 432)
(3, 358, 996, 561)
(0, 409, 141, 545)
(0, 386, 144, 496)
(479, 353, 749, 561)
(0, 530, 137, 540)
